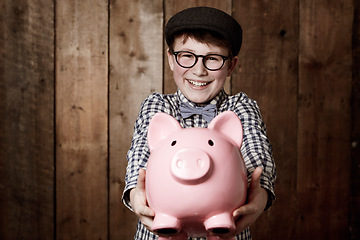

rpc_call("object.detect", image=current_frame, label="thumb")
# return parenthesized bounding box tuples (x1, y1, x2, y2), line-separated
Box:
(137, 168, 146, 191)
(249, 167, 262, 191)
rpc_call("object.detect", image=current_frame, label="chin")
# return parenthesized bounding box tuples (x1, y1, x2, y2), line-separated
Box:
(186, 95, 212, 104)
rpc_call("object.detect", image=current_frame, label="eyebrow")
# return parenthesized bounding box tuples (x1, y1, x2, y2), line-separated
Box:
(175, 48, 226, 56)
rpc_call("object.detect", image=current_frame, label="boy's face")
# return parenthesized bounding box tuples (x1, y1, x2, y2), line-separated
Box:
(167, 35, 238, 104)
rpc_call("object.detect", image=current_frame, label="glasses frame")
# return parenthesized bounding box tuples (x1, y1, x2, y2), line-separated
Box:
(171, 50, 229, 71)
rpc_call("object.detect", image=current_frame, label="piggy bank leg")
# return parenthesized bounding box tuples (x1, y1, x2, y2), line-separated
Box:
(152, 213, 181, 236)
(204, 212, 235, 235)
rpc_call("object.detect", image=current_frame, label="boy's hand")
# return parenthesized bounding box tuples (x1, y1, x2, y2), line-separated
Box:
(215, 167, 268, 239)
(129, 169, 155, 231)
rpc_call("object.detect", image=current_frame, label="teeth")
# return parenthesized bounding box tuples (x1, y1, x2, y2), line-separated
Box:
(188, 79, 209, 87)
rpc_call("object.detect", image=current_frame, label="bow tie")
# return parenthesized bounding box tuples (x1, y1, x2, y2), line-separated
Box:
(180, 102, 217, 123)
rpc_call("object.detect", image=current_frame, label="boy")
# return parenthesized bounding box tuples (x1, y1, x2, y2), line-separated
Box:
(122, 7, 276, 240)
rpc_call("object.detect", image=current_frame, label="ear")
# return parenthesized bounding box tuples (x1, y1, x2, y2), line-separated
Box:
(208, 111, 243, 148)
(227, 56, 238, 77)
(167, 48, 175, 71)
(147, 112, 182, 150)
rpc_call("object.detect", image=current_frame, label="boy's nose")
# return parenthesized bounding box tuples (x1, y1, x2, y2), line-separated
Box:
(191, 59, 208, 76)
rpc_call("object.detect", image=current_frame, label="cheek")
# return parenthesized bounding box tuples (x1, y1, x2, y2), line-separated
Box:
(173, 73, 187, 90)
(172, 65, 187, 80)
(213, 72, 228, 85)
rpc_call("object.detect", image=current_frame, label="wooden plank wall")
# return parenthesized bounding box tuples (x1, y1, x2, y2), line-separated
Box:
(109, 0, 163, 239)
(0, 0, 358, 240)
(55, 0, 109, 239)
(0, 1, 55, 239)
(351, 0, 360, 238)
(232, 1, 299, 238)
(297, 1, 353, 238)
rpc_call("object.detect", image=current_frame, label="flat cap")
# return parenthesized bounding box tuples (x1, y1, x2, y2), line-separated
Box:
(165, 7, 243, 56)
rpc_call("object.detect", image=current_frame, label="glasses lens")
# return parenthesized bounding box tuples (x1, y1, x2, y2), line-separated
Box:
(176, 52, 196, 68)
(204, 55, 224, 70)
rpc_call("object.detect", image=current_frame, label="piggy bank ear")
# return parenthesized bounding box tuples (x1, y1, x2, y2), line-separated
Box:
(208, 111, 243, 148)
(147, 112, 182, 150)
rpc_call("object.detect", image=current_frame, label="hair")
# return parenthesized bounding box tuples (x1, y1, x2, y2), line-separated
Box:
(167, 29, 234, 58)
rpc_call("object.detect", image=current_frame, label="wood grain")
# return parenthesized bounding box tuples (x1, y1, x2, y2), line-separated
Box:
(232, 1, 299, 238)
(297, 0, 353, 238)
(55, 0, 108, 239)
(109, 0, 163, 239)
(0, 0, 55, 239)
(351, 1, 360, 239)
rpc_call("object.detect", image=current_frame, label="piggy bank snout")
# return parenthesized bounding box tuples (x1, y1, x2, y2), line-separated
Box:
(170, 148, 211, 183)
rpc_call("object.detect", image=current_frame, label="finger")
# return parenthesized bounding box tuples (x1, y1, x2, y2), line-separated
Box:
(137, 168, 146, 190)
(249, 167, 262, 190)
(138, 203, 155, 231)
(233, 213, 253, 233)
(231, 205, 259, 235)
(233, 204, 257, 219)
(140, 215, 154, 230)
(251, 167, 262, 181)
(139, 205, 155, 217)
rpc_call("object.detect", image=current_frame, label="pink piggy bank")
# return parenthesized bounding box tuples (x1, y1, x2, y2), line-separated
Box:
(145, 111, 248, 240)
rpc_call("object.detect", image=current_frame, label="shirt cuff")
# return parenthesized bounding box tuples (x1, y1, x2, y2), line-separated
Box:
(259, 174, 276, 211)
(122, 183, 137, 212)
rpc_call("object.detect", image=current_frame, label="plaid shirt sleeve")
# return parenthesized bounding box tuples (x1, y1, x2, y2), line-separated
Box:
(227, 93, 276, 208)
(122, 93, 170, 210)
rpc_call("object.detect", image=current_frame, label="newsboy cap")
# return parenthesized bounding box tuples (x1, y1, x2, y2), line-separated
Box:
(165, 7, 243, 56)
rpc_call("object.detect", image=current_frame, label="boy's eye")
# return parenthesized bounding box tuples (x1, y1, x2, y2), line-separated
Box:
(208, 140, 214, 146)
(206, 56, 221, 62)
(182, 54, 194, 59)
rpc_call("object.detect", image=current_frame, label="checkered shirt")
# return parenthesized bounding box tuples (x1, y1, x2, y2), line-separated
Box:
(123, 89, 276, 240)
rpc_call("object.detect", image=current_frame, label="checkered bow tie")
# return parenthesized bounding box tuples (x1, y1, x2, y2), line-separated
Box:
(180, 102, 217, 123)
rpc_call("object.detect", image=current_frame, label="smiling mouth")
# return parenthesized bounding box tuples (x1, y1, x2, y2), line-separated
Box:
(187, 79, 211, 87)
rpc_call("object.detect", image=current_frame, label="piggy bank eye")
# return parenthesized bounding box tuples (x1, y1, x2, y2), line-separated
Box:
(171, 140, 177, 146)
(208, 140, 214, 146)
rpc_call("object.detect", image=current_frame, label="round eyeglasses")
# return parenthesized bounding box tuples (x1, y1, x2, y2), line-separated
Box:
(171, 50, 229, 71)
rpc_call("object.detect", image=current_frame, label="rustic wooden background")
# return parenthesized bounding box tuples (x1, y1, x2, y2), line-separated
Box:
(0, 0, 359, 239)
